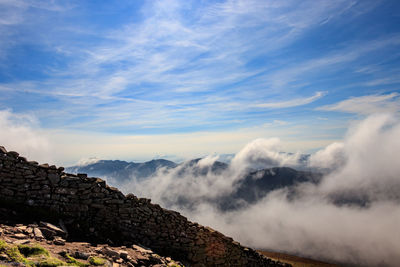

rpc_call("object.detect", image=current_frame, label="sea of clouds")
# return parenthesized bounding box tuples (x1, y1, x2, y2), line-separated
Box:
(118, 114, 400, 266)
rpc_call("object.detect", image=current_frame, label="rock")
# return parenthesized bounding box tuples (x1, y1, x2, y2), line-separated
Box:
(39, 227, 57, 240)
(7, 151, 19, 158)
(0, 253, 9, 261)
(48, 173, 60, 184)
(54, 237, 66, 246)
(118, 250, 128, 260)
(33, 227, 44, 240)
(74, 251, 89, 260)
(101, 247, 120, 259)
(13, 239, 30, 245)
(132, 244, 152, 254)
(0, 146, 7, 154)
(13, 233, 27, 239)
(39, 222, 67, 238)
(15, 225, 27, 232)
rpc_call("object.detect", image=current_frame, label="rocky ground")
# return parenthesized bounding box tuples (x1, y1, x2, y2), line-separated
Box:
(0, 208, 183, 267)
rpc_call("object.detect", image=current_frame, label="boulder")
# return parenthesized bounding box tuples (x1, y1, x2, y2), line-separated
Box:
(39, 222, 67, 238)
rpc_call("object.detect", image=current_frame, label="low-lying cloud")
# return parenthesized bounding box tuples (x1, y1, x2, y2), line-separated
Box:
(118, 113, 400, 266)
(0, 109, 52, 163)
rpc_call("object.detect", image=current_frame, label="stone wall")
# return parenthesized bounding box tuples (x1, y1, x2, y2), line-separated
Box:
(0, 146, 287, 267)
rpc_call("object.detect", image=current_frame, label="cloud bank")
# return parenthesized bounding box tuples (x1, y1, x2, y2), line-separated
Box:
(0, 109, 52, 163)
(117, 114, 400, 266)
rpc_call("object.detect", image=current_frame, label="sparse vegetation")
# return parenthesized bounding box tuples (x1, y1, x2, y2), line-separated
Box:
(18, 244, 49, 257)
(0, 239, 74, 267)
(35, 257, 67, 267)
(0, 239, 28, 264)
(88, 256, 106, 266)
(60, 252, 89, 267)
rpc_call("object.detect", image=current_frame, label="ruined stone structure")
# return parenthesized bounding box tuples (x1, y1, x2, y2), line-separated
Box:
(0, 146, 287, 266)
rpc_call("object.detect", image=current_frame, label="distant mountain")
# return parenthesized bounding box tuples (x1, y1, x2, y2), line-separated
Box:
(218, 167, 321, 210)
(176, 158, 229, 177)
(66, 159, 177, 182)
(67, 157, 321, 211)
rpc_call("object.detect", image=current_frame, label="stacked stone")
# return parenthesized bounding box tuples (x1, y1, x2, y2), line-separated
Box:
(0, 146, 289, 267)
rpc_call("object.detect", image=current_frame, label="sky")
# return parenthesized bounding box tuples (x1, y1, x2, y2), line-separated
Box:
(1, 0, 400, 165)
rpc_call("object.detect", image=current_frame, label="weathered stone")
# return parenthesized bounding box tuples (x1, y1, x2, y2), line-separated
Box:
(33, 228, 44, 239)
(39, 222, 67, 238)
(7, 151, 19, 158)
(77, 173, 87, 178)
(0, 146, 6, 154)
(118, 250, 128, 260)
(13, 233, 27, 239)
(12, 239, 31, 245)
(53, 237, 66, 245)
(38, 227, 57, 240)
(1, 188, 14, 196)
(74, 251, 89, 260)
(102, 247, 120, 258)
(48, 173, 60, 184)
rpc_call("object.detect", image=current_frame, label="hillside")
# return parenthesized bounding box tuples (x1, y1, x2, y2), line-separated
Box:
(0, 146, 290, 267)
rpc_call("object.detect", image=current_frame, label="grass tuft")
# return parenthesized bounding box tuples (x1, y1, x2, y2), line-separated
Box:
(0, 239, 72, 267)
(18, 244, 49, 257)
(35, 256, 67, 267)
(88, 256, 106, 266)
(60, 252, 89, 267)
(0, 240, 28, 264)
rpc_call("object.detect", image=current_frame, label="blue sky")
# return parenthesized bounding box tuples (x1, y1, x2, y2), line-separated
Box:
(1, 0, 400, 164)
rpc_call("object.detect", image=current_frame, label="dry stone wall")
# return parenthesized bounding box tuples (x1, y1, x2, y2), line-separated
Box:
(0, 146, 288, 267)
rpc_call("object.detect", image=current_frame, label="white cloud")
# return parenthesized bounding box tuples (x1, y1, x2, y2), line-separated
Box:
(0, 109, 53, 163)
(113, 113, 400, 266)
(230, 138, 302, 172)
(308, 142, 345, 169)
(318, 93, 400, 114)
(254, 91, 325, 108)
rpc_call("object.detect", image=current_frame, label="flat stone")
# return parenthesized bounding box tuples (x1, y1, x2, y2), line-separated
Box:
(132, 245, 152, 254)
(53, 237, 66, 246)
(13, 239, 31, 245)
(33, 227, 44, 239)
(39, 227, 57, 240)
(39, 222, 67, 238)
(13, 233, 27, 239)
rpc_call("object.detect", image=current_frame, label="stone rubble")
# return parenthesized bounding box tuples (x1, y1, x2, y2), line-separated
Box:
(0, 219, 183, 266)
